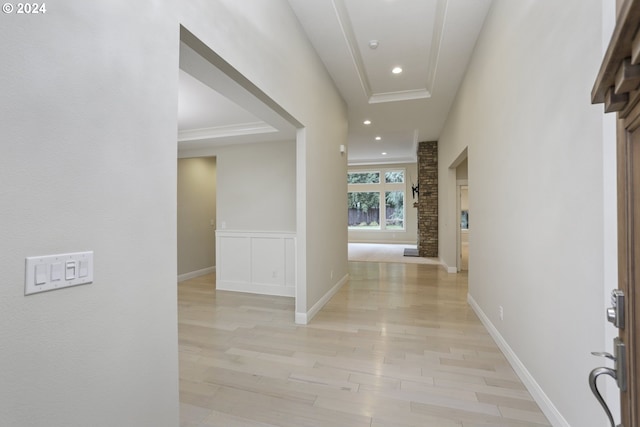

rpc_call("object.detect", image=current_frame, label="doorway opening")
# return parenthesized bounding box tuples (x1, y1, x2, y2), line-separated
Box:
(458, 184, 468, 271)
(452, 152, 468, 273)
(177, 156, 217, 283)
(176, 26, 302, 305)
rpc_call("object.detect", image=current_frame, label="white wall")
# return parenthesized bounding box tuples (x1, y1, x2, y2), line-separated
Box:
(601, 0, 620, 418)
(347, 163, 418, 244)
(178, 0, 349, 322)
(181, 141, 299, 296)
(0, 1, 180, 426)
(438, 1, 610, 426)
(460, 188, 468, 211)
(177, 157, 216, 277)
(213, 140, 296, 232)
(0, 0, 348, 425)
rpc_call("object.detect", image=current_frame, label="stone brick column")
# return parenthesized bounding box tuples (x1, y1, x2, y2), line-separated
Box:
(417, 141, 438, 257)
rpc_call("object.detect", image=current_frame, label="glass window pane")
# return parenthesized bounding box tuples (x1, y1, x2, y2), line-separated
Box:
(461, 210, 469, 230)
(348, 172, 380, 184)
(348, 192, 380, 229)
(385, 191, 404, 229)
(385, 171, 404, 183)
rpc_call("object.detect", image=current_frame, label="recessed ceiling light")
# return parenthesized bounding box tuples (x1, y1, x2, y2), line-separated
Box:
(375, 136, 382, 141)
(363, 120, 371, 125)
(392, 66, 403, 74)
(382, 152, 388, 155)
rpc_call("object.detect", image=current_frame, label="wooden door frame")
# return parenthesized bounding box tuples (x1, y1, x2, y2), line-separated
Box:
(614, 107, 640, 427)
(592, 1, 640, 425)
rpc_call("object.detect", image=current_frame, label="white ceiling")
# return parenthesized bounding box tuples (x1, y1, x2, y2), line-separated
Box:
(178, 41, 297, 152)
(177, 0, 492, 163)
(178, 69, 261, 132)
(178, 70, 284, 151)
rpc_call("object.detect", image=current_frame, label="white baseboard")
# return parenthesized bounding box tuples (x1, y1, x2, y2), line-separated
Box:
(178, 266, 215, 283)
(467, 294, 569, 427)
(439, 258, 458, 273)
(295, 274, 349, 325)
(216, 281, 295, 297)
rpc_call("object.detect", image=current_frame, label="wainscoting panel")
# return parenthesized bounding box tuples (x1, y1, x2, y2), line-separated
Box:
(285, 238, 295, 287)
(219, 235, 251, 284)
(216, 231, 296, 297)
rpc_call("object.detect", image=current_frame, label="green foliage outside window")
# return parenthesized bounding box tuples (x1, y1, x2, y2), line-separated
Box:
(385, 171, 404, 183)
(347, 172, 380, 184)
(347, 169, 406, 230)
(385, 191, 404, 228)
(348, 192, 380, 229)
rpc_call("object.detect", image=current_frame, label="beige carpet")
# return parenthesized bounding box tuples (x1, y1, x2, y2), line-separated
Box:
(348, 243, 441, 265)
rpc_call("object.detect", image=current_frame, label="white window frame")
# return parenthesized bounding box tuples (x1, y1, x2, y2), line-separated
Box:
(348, 168, 406, 231)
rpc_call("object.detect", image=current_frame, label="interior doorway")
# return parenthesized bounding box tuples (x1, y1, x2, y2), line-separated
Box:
(455, 156, 469, 272)
(176, 156, 217, 283)
(176, 27, 302, 308)
(458, 184, 469, 271)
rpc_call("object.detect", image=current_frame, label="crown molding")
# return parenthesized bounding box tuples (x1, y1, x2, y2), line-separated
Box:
(178, 122, 276, 142)
(331, 0, 372, 97)
(348, 154, 417, 166)
(426, 0, 448, 94)
(369, 89, 431, 104)
(333, 0, 447, 104)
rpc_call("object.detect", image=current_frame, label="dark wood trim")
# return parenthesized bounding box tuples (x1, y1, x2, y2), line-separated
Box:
(595, 2, 640, 425)
(624, 99, 640, 131)
(614, 117, 640, 427)
(615, 59, 640, 94)
(616, 118, 630, 427)
(592, 0, 640, 109)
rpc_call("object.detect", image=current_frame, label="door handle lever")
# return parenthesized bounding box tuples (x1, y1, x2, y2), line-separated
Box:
(591, 351, 615, 361)
(592, 339, 627, 391)
(588, 366, 619, 427)
(590, 340, 626, 427)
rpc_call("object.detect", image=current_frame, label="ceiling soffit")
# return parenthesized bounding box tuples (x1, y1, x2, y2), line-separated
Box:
(335, 0, 446, 104)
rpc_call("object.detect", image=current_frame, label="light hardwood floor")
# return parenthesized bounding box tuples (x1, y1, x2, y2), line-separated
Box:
(179, 262, 550, 427)
(347, 243, 440, 265)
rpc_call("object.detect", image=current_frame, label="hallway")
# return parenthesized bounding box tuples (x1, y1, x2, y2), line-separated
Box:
(179, 262, 550, 426)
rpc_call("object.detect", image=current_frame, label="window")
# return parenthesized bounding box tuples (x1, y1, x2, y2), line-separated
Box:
(385, 191, 404, 228)
(348, 169, 405, 230)
(348, 171, 380, 184)
(347, 191, 380, 228)
(385, 170, 404, 183)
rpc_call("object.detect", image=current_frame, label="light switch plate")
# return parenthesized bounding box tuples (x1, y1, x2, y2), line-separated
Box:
(25, 251, 93, 295)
